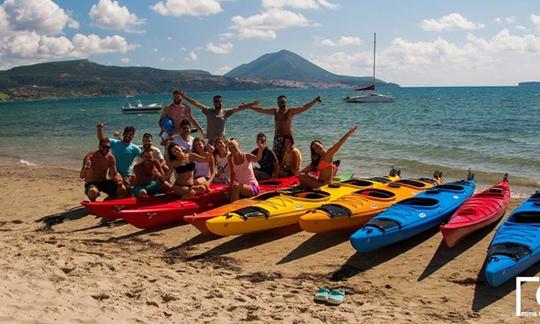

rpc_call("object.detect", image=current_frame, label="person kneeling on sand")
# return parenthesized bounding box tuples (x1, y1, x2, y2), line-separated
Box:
(227, 138, 264, 202)
(80, 138, 125, 201)
(165, 143, 212, 198)
(131, 149, 171, 197)
(299, 126, 357, 190)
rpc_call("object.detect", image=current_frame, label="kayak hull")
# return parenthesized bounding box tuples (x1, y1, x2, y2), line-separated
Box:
(440, 179, 510, 248)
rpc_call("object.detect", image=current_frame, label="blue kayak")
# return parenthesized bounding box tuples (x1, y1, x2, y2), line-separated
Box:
(350, 178, 476, 253)
(484, 191, 540, 287)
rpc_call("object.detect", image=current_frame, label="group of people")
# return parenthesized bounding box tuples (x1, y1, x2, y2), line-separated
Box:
(81, 90, 357, 202)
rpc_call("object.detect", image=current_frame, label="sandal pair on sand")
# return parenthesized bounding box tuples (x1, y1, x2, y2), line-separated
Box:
(314, 287, 345, 305)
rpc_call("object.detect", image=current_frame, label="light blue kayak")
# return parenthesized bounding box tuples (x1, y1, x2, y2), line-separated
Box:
(484, 191, 540, 286)
(350, 178, 476, 253)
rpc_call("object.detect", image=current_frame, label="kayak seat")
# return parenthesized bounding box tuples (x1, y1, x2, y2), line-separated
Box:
(512, 212, 540, 224)
(255, 191, 282, 200)
(399, 197, 439, 207)
(395, 179, 426, 188)
(357, 189, 395, 199)
(343, 179, 375, 187)
(317, 204, 352, 218)
(233, 206, 270, 220)
(367, 177, 392, 184)
(295, 191, 330, 199)
(437, 184, 465, 192)
(488, 243, 531, 261)
(365, 218, 401, 233)
(418, 177, 438, 185)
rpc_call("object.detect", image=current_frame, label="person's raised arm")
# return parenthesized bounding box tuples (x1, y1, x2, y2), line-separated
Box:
(249, 106, 276, 115)
(188, 152, 210, 163)
(186, 108, 207, 138)
(326, 126, 358, 157)
(182, 94, 209, 114)
(96, 122, 105, 141)
(207, 154, 216, 184)
(227, 100, 260, 117)
(290, 96, 321, 115)
(108, 157, 124, 190)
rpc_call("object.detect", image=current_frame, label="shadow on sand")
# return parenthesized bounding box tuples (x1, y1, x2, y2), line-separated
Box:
(417, 219, 502, 282)
(35, 206, 90, 229)
(166, 233, 223, 253)
(277, 229, 355, 264)
(472, 258, 540, 311)
(331, 227, 439, 281)
(187, 224, 301, 259)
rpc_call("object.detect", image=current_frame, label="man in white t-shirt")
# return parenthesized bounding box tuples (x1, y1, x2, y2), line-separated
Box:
(136, 133, 166, 168)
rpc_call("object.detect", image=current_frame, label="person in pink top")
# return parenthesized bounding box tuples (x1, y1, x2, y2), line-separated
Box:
(227, 138, 264, 202)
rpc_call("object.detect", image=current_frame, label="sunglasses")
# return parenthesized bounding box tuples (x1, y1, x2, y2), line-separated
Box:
(101, 145, 111, 149)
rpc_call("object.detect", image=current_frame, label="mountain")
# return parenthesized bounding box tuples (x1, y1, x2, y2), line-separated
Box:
(0, 59, 269, 100)
(225, 49, 398, 88)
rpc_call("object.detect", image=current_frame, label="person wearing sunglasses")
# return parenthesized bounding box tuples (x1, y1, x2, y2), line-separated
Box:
(80, 138, 125, 201)
(249, 95, 321, 164)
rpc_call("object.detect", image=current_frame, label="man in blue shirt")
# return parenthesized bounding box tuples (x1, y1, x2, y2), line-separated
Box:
(97, 123, 141, 186)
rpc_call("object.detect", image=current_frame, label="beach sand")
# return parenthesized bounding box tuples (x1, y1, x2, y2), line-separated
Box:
(0, 165, 535, 323)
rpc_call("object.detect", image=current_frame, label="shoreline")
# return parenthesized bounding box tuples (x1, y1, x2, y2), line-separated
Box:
(0, 164, 533, 322)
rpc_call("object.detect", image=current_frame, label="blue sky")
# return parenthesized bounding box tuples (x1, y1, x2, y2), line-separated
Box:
(1, 0, 539, 86)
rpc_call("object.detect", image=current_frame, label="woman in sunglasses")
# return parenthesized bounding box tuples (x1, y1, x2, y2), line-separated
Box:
(80, 138, 126, 201)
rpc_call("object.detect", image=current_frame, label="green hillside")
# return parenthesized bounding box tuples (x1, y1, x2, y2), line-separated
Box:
(225, 49, 397, 87)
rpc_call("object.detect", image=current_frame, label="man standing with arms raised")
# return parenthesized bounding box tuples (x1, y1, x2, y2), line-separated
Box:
(250, 95, 321, 163)
(181, 93, 260, 145)
(159, 89, 206, 139)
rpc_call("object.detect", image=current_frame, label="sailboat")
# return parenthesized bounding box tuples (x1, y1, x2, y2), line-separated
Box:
(344, 33, 395, 103)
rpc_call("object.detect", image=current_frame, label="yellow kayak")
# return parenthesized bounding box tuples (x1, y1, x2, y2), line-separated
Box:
(206, 173, 400, 237)
(299, 175, 443, 233)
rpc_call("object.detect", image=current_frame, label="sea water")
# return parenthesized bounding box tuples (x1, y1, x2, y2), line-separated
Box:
(0, 87, 538, 196)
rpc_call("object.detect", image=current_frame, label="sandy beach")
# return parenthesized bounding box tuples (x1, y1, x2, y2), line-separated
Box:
(0, 164, 536, 323)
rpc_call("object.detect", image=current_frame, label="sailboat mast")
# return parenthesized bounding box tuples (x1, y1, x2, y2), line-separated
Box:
(372, 32, 376, 89)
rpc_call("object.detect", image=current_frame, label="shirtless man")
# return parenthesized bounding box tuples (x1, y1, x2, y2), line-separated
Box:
(159, 89, 205, 138)
(80, 138, 125, 201)
(181, 93, 259, 145)
(131, 149, 171, 197)
(250, 95, 321, 163)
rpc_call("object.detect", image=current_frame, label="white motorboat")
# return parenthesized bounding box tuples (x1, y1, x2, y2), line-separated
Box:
(344, 33, 395, 103)
(122, 100, 162, 114)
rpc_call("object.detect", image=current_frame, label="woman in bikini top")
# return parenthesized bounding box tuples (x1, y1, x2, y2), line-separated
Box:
(165, 143, 211, 197)
(299, 126, 358, 190)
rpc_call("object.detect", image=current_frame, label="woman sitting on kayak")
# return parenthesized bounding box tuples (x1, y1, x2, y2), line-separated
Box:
(299, 126, 358, 189)
(213, 137, 231, 184)
(227, 138, 264, 202)
(165, 142, 212, 198)
(192, 138, 215, 188)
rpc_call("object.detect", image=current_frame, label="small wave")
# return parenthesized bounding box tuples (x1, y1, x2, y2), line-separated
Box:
(18, 159, 37, 166)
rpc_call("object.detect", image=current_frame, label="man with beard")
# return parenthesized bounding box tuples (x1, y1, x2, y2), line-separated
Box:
(136, 133, 166, 169)
(80, 138, 125, 201)
(181, 93, 260, 145)
(97, 123, 141, 187)
(131, 149, 171, 197)
(250, 95, 321, 163)
(159, 89, 205, 139)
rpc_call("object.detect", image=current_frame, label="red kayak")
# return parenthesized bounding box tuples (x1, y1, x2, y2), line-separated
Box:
(115, 176, 299, 229)
(440, 175, 510, 248)
(81, 194, 177, 220)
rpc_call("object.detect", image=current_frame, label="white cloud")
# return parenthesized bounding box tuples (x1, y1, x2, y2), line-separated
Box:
(261, 0, 338, 10)
(151, 0, 222, 17)
(495, 16, 516, 24)
(2, 0, 78, 34)
(188, 51, 198, 61)
(215, 64, 231, 75)
(72, 34, 138, 55)
(0, 0, 137, 69)
(532, 14, 540, 30)
(231, 9, 310, 39)
(515, 25, 526, 31)
(120, 57, 130, 63)
(320, 35, 362, 46)
(220, 32, 234, 40)
(89, 0, 145, 33)
(421, 13, 484, 32)
(153, 48, 158, 52)
(206, 42, 233, 54)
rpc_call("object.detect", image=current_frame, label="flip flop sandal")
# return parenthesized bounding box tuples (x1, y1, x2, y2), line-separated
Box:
(314, 287, 330, 302)
(327, 289, 345, 305)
